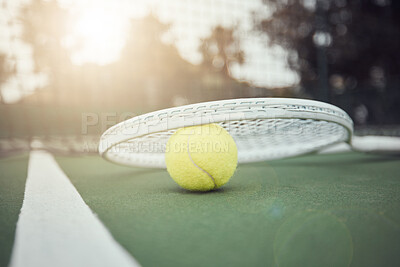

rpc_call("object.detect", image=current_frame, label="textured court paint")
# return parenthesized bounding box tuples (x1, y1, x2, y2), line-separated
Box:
(0, 155, 28, 267)
(9, 151, 140, 267)
(56, 152, 400, 267)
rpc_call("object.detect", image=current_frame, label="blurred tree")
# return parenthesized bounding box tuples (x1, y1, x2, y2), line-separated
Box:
(257, 0, 400, 124)
(0, 53, 16, 103)
(19, 0, 71, 72)
(199, 26, 245, 76)
(19, 0, 72, 97)
(17, 4, 262, 110)
(120, 15, 193, 79)
(117, 15, 201, 108)
(0, 1, 16, 103)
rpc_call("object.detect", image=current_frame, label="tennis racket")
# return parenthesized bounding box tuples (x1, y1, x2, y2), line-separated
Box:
(99, 98, 400, 168)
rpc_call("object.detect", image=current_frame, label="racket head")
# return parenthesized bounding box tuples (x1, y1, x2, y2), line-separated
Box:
(99, 98, 353, 168)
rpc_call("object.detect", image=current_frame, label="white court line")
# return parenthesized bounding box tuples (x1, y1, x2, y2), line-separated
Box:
(9, 150, 141, 267)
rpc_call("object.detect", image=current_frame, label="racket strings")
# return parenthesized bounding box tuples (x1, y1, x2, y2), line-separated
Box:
(104, 118, 349, 166)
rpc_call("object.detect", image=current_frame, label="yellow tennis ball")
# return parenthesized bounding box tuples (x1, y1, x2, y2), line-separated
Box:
(165, 123, 238, 191)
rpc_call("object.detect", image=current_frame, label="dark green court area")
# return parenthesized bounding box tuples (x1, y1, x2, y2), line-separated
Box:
(54, 152, 400, 267)
(0, 155, 29, 267)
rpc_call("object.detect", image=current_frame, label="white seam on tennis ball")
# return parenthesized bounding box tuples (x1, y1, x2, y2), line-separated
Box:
(187, 134, 216, 188)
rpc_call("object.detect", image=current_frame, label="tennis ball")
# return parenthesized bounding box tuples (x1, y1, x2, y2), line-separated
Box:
(165, 123, 238, 191)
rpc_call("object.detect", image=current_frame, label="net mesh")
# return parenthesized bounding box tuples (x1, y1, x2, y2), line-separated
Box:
(0, 0, 398, 158)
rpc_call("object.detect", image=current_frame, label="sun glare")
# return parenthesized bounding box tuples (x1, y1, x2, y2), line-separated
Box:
(70, 9, 127, 65)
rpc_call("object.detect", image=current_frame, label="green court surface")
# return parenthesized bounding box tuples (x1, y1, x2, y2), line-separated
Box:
(0, 155, 29, 267)
(51, 152, 400, 267)
(1, 152, 400, 267)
